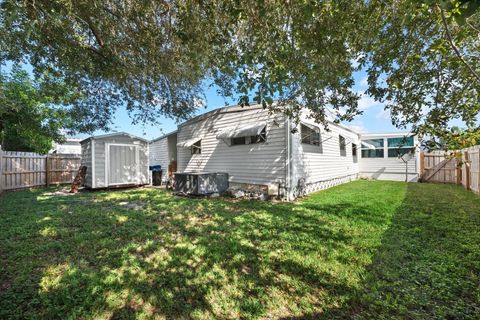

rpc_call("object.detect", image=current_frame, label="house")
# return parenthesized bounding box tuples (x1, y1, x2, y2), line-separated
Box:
(149, 130, 177, 183)
(358, 133, 420, 182)
(80, 132, 149, 189)
(151, 104, 420, 200)
(50, 138, 82, 154)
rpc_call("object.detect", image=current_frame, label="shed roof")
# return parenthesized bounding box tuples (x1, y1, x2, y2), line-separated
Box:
(80, 132, 149, 144)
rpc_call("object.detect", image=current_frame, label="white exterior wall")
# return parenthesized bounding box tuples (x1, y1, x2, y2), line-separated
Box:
(81, 134, 149, 188)
(359, 133, 420, 182)
(289, 115, 360, 197)
(52, 140, 82, 154)
(177, 106, 287, 189)
(149, 137, 168, 167)
(80, 140, 93, 187)
(149, 133, 177, 182)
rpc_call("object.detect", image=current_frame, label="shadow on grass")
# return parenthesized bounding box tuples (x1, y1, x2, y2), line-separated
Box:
(1, 182, 479, 319)
(1, 186, 361, 319)
(289, 183, 480, 319)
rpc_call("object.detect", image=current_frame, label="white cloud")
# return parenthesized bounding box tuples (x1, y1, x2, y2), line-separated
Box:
(376, 108, 391, 120)
(359, 76, 368, 87)
(345, 121, 367, 133)
(357, 93, 382, 111)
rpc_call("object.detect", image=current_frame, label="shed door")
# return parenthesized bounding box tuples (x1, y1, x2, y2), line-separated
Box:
(108, 145, 138, 185)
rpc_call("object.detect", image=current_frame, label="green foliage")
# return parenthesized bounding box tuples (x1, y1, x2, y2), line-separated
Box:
(0, 0, 479, 135)
(365, 0, 480, 137)
(0, 0, 367, 127)
(0, 64, 93, 153)
(0, 181, 479, 319)
(424, 126, 480, 150)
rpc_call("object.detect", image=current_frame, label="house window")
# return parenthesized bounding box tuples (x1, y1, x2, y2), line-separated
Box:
(361, 139, 384, 158)
(191, 140, 201, 154)
(250, 127, 266, 144)
(301, 124, 320, 146)
(387, 136, 414, 158)
(230, 127, 266, 146)
(339, 135, 346, 156)
(352, 143, 357, 157)
(231, 136, 246, 146)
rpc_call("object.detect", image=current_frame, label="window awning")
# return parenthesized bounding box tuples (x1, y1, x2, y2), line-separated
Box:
(177, 137, 201, 148)
(301, 122, 319, 132)
(216, 122, 266, 139)
(361, 141, 376, 150)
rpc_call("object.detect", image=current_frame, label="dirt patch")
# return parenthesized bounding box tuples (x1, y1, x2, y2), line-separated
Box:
(119, 201, 146, 210)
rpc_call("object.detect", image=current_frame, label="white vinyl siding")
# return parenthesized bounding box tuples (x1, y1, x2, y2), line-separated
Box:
(80, 140, 92, 187)
(81, 134, 149, 188)
(291, 115, 360, 187)
(149, 133, 177, 182)
(359, 134, 419, 182)
(177, 106, 287, 186)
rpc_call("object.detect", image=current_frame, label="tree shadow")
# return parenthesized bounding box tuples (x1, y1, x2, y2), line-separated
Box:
(288, 183, 480, 319)
(0, 186, 365, 319)
(2, 182, 478, 319)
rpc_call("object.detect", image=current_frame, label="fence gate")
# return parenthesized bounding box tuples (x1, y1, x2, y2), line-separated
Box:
(420, 145, 480, 194)
(0, 148, 81, 193)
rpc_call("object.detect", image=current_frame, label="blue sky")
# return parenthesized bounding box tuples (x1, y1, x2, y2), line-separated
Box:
(2, 61, 405, 140)
(86, 69, 402, 140)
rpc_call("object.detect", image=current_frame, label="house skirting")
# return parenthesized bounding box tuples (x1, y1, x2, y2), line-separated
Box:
(299, 174, 358, 197)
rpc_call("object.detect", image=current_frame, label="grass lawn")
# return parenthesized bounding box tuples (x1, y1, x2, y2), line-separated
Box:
(0, 180, 479, 319)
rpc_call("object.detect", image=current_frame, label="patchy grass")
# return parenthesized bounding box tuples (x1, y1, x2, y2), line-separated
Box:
(0, 181, 479, 319)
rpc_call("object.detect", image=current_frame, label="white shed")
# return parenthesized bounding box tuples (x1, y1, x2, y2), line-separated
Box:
(80, 132, 149, 189)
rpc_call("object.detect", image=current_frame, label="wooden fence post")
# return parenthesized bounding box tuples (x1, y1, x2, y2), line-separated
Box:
(465, 151, 470, 190)
(45, 155, 50, 187)
(478, 150, 480, 193)
(419, 152, 425, 178)
(0, 146, 3, 194)
(455, 152, 463, 185)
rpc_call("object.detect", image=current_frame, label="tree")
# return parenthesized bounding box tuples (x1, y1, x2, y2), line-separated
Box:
(424, 126, 480, 150)
(0, 0, 367, 127)
(0, 64, 90, 153)
(364, 0, 480, 140)
(1, 0, 479, 140)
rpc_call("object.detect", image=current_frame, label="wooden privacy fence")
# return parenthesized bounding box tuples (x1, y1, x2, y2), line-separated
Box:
(420, 145, 480, 194)
(0, 148, 81, 193)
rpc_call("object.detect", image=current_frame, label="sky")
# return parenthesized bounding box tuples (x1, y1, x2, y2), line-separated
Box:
(82, 69, 403, 141)
(2, 61, 410, 140)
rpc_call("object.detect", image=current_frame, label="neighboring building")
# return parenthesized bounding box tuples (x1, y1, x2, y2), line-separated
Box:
(80, 132, 149, 189)
(51, 138, 82, 154)
(358, 133, 420, 182)
(149, 131, 177, 183)
(151, 104, 420, 199)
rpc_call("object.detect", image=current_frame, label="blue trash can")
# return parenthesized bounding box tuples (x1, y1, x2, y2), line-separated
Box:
(149, 165, 162, 185)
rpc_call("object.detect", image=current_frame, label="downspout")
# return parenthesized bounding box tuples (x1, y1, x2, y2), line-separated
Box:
(285, 116, 292, 200)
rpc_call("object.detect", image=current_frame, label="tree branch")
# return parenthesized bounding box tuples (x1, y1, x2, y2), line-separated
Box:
(439, 5, 480, 83)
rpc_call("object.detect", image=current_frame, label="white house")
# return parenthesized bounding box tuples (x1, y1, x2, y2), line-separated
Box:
(152, 104, 420, 199)
(358, 133, 420, 182)
(149, 131, 177, 183)
(50, 138, 82, 154)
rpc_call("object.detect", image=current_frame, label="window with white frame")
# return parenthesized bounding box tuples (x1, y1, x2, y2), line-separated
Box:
(387, 136, 414, 158)
(191, 140, 201, 154)
(339, 135, 346, 156)
(361, 139, 384, 158)
(301, 124, 320, 146)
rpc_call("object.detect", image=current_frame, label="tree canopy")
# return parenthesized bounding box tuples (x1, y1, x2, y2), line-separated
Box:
(1, 0, 479, 145)
(1, 64, 91, 153)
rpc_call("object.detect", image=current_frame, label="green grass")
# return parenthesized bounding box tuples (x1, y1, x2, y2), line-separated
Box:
(0, 181, 479, 319)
